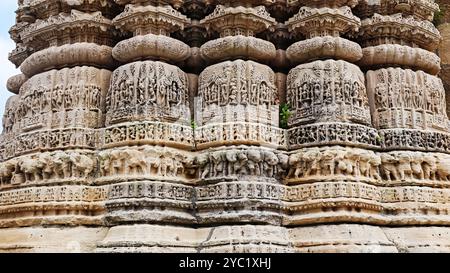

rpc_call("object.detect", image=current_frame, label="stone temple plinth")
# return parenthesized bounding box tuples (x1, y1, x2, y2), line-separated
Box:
(1, 0, 450, 253)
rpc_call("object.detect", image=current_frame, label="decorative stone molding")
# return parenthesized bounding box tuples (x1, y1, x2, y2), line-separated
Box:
(286, 36, 363, 64)
(355, 0, 440, 21)
(287, 122, 381, 149)
(359, 44, 441, 75)
(200, 35, 276, 64)
(112, 4, 190, 36)
(19, 10, 116, 50)
(112, 34, 191, 63)
(6, 74, 28, 95)
(195, 122, 287, 149)
(20, 43, 115, 77)
(201, 5, 276, 37)
(286, 6, 361, 38)
(102, 122, 194, 150)
(359, 13, 441, 51)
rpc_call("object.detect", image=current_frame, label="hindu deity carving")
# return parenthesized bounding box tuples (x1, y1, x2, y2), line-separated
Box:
(198, 60, 279, 126)
(105, 61, 190, 126)
(287, 60, 371, 126)
(1, 0, 450, 253)
(367, 68, 449, 132)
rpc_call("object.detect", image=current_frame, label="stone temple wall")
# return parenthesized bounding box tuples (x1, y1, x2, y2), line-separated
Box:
(1, 0, 450, 253)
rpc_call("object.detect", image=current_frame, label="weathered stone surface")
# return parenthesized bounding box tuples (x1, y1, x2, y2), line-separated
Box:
(2, 0, 450, 253)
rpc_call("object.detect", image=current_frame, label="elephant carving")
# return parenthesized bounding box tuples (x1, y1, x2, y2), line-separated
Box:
(0, 159, 17, 186)
(436, 156, 450, 181)
(18, 157, 45, 182)
(123, 150, 147, 175)
(380, 154, 399, 181)
(248, 150, 263, 176)
(69, 153, 95, 179)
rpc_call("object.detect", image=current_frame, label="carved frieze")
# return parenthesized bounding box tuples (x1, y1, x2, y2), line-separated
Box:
(0, 150, 97, 190)
(287, 122, 381, 149)
(198, 60, 279, 127)
(98, 146, 193, 184)
(188, 147, 289, 182)
(106, 61, 190, 126)
(103, 122, 194, 149)
(195, 122, 287, 149)
(366, 68, 448, 132)
(10, 67, 111, 134)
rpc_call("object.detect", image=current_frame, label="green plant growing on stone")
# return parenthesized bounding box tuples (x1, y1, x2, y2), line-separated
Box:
(191, 120, 197, 130)
(434, 8, 445, 27)
(280, 103, 292, 129)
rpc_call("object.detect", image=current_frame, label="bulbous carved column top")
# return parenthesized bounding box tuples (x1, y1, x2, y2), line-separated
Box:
(359, 13, 441, 51)
(13, 10, 118, 51)
(199, 4, 277, 64)
(201, 5, 276, 37)
(286, 6, 361, 38)
(113, 4, 190, 36)
(285, 5, 363, 64)
(355, 0, 440, 21)
(111, 3, 191, 63)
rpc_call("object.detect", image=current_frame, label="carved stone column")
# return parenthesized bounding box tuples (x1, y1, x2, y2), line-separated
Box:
(99, 0, 196, 233)
(193, 1, 289, 229)
(283, 0, 385, 226)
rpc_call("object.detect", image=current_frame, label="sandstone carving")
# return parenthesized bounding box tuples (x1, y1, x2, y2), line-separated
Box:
(1, 0, 450, 253)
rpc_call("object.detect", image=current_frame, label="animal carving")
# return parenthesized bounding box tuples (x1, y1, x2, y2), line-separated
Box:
(380, 154, 399, 181)
(436, 156, 450, 181)
(123, 150, 147, 175)
(69, 153, 95, 179)
(18, 156, 45, 182)
(0, 159, 17, 186)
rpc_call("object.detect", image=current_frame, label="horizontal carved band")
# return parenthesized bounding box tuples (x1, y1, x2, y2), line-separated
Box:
(380, 128, 450, 153)
(106, 61, 190, 126)
(0, 185, 106, 228)
(286, 36, 363, 64)
(195, 122, 287, 149)
(20, 43, 115, 77)
(1, 177, 450, 227)
(200, 36, 276, 64)
(359, 44, 441, 75)
(0, 128, 98, 161)
(112, 34, 190, 63)
(288, 122, 380, 149)
(103, 122, 194, 150)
